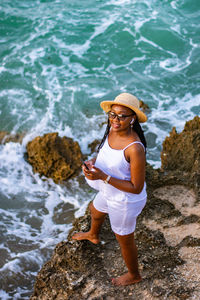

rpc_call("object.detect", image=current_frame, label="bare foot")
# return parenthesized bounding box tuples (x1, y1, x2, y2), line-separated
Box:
(112, 272, 142, 286)
(72, 232, 100, 244)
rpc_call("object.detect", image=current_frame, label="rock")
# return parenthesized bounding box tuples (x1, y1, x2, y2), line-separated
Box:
(26, 133, 83, 183)
(139, 100, 149, 111)
(88, 139, 100, 153)
(161, 116, 200, 174)
(0, 131, 25, 144)
(30, 117, 200, 299)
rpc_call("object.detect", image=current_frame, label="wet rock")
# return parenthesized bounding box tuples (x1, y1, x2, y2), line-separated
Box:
(26, 132, 83, 183)
(88, 139, 100, 153)
(0, 131, 25, 144)
(178, 236, 200, 248)
(139, 100, 149, 111)
(53, 202, 75, 225)
(161, 116, 200, 174)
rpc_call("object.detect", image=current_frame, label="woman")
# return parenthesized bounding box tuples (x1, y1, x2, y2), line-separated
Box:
(72, 92, 147, 286)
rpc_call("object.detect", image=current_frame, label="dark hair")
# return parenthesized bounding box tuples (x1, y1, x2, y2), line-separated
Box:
(97, 112, 147, 153)
(97, 118, 110, 152)
(132, 117, 147, 150)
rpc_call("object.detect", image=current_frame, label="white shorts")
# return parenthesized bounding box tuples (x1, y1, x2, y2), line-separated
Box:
(93, 191, 146, 236)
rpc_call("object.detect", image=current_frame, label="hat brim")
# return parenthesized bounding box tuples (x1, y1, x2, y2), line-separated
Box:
(100, 101, 147, 123)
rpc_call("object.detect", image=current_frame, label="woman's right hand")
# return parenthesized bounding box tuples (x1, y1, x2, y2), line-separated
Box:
(82, 158, 96, 171)
(82, 157, 101, 180)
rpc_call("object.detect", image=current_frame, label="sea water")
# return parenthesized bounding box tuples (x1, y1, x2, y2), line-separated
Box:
(0, 0, 199, 298)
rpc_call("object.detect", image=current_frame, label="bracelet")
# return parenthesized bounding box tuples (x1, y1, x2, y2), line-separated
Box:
(104, 175, 111, 184)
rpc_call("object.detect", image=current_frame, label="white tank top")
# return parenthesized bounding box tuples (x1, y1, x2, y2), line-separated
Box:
(86, 136, 147, 201)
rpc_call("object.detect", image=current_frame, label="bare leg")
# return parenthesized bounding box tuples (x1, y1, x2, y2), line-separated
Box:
(72, 202, 106, 244)
(112, 232, 142, 286)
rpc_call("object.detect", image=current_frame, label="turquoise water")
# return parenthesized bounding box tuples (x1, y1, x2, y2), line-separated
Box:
(0, 0, 199, 298)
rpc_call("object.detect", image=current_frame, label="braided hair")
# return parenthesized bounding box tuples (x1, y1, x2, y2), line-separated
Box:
(97, 111, 147, 153)
(132, 117, 147, 151)
(97, 118, 111, 152)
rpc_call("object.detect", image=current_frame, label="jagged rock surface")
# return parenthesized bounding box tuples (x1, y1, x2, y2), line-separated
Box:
(26, 132, 83, 183)
(31, 116, 200, 300)
(161, 116, 200, 174)
(0, 131, 25, 144)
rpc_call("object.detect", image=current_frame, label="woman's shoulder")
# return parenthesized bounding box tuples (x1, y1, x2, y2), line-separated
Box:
(124, 141, 145, 164)
(124, 140, 145, 152)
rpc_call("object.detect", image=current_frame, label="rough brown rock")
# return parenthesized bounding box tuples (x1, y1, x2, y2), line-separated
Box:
(88, 139, 100, 153)
(26, 133, 83, 183)
(161, 116, 200, 173)
(30, 116, 200, 300)
(139, 99, 150, 111)
(0, 131, 25, 144)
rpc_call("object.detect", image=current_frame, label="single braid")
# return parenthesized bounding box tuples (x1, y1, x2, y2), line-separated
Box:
(97, 119, 110, 152)
(132, 117, 147, 151)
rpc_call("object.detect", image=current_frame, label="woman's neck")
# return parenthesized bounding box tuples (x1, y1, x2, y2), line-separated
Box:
(110, 127, 134, 138)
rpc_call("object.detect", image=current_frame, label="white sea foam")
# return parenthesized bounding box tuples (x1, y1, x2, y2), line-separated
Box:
(138, 36, 176, 58)
(134, 12, 157, 33)
(0, 66, 6, 73)
(171, 1, 177, 9)
(170, 24, 181, 35)
(0, 290, 9, 300)
(0, 141, 83, 244)
(159, 55, 191, 72)
(0, 137, 90, 299)
(62, 14, 117, 57)
(109, 0, 132, 4)
(28, 47, 46, 64)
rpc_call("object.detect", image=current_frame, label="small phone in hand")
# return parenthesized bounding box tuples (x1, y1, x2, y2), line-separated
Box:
(83, 162, 89, 170)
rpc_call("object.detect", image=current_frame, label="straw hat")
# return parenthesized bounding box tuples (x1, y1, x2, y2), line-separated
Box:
(100, 93, 147, 123)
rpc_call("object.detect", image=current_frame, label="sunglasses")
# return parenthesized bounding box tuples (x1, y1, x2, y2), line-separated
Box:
(108, 111, 134, 121)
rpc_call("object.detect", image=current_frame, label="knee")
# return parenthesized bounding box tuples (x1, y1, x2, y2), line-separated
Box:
(89, 202, 96, 215)
(90, 202, 106, 221)
(115, 232, 135, 246)
(93, 215, 103, 222)
(89, 202, 93, 212)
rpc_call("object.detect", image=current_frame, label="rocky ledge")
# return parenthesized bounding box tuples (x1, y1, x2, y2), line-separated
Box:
(30, 116, 200, 300)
